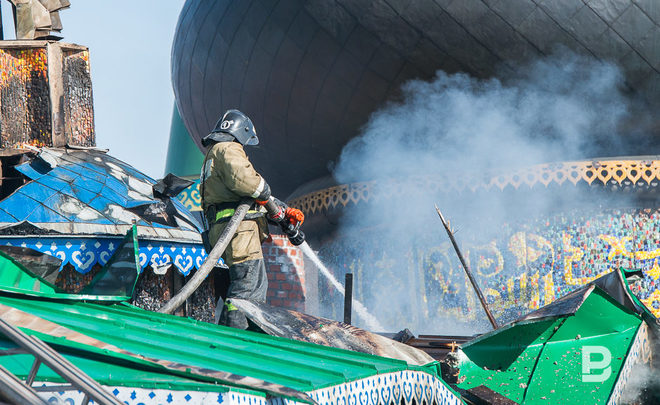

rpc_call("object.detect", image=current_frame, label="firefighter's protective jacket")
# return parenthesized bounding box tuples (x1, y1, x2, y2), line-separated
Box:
(201, 141, 269, 265)
(201, 141, 267, 206)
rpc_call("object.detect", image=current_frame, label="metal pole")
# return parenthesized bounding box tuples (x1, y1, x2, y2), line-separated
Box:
(0, 319, 122, 405)
(0, 365, 47, 405)
(434, 205, 498, 329)
(343, 273, 353, 324)
(159, 200, 251, 314)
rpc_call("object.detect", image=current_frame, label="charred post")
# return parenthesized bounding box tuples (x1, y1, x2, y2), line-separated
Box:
(0, 40, 95, 149)
(435, 205, 498, 330)
(343, 273, 353, 325)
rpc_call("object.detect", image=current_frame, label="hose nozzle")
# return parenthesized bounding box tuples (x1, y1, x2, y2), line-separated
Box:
(282, 222, 305, 246)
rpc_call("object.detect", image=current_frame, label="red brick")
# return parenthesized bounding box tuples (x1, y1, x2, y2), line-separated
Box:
(267, 290, 275, 297)
(276, 273, 285, 281)
(282, 283, 292, 290)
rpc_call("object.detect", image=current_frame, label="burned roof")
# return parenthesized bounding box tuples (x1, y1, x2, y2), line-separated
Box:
(0, 148, 202, 243)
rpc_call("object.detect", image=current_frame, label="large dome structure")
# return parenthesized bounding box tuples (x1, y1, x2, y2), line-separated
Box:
(168, 0, 660, 333)
(171, 0, 660, 197)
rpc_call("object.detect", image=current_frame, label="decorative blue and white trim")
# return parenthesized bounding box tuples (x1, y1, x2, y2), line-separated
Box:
(36, 385, 267, 405)
(35, 369, 463, 405)
(0, 237, 222, 276)
(138, 240, 220, 275)
(308, 370, 463, 405)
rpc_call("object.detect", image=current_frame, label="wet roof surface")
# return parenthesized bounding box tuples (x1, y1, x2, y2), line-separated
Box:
(0, 148, 202, 242)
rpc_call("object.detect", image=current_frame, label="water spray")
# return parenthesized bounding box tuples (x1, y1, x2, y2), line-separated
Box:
(299, 241, 385, 331)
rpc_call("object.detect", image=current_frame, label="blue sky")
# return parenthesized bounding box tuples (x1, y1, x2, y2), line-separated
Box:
(1, 1, 186, 179)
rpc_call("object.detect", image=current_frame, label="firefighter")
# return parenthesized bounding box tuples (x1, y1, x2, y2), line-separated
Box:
(200, 109, 304, 329)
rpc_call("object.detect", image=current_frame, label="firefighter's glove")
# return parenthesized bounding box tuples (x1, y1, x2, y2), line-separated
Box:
(285, 207, 305, 226)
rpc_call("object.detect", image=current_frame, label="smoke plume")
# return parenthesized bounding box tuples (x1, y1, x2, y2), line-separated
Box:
(335, 51, 628, 183)
(322, 51, 639, 334)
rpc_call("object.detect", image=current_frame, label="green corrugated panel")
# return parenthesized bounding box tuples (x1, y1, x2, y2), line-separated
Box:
(456, 288, 642, 404)
(0, 295, 425, 392)
(164, 103, 204, 177)
(0, 336, 238, 394)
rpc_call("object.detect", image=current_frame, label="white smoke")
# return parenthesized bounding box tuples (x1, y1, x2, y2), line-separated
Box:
(335, 51, 628, 183)
(324, 51, 637, 334)
(620, 361, 660, 404)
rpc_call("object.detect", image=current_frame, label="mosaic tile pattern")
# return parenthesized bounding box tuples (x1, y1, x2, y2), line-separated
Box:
(318, 208, 660, 328)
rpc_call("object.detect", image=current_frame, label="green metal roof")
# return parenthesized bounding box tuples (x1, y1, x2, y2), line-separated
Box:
(455, 285, 644, 404)
(0, 294, 438, 394)
(0, 336, 235, 394)
(164, 104, 204, 177)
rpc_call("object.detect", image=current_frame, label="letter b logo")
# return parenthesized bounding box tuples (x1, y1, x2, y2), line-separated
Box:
(582, 346, 611, 383)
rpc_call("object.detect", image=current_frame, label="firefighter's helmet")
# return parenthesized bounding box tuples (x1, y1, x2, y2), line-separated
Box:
(208, 109, 259, 146)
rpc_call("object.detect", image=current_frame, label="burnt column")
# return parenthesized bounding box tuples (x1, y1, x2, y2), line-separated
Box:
(0, 40, 95, 149)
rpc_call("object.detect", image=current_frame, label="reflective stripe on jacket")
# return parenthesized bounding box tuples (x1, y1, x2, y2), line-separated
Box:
(214, 207, 263, 222)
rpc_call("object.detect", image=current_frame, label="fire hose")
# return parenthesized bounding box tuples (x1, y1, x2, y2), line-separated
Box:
(158, 200, 251, 314)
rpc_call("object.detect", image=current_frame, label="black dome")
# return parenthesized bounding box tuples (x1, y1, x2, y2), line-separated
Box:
(172, 0, 660, 196)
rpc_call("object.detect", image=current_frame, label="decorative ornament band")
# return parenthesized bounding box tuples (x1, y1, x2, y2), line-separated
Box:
(0, 237, 221, 276)
(38, 368, 461, 405)
(308, 369, 461, 405)
(288, 159, 660, 215)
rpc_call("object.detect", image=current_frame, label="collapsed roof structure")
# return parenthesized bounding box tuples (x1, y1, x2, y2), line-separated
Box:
(438, 269, 660, 404)
(0, 242, 462, 404)
(0, 239, 657, 404)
